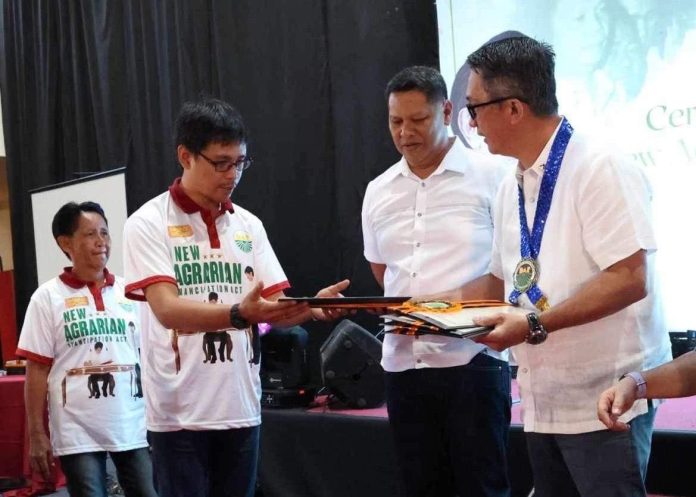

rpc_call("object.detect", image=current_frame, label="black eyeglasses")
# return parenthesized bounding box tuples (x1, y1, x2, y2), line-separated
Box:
(466, 96, 525, 120)
(198, 151, 253, 173)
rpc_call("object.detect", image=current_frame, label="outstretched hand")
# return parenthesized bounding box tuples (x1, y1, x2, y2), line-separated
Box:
(597, 378, 638, 431)
(239, 281, 310, 325)
(473, 312, 528, 352)
(312, 279, 351, 321)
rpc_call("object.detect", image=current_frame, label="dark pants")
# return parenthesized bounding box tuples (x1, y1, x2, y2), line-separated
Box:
(385, 353, 512, 497)
(526, 405, 656, 497)
(149, 426, 260, 497)
(60, 447, 157, 497)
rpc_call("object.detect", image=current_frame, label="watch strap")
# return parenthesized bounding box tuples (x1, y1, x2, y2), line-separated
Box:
(621, 371, 647, 399)
(525, 312, 547, 345)
(229, 303, 250, 329)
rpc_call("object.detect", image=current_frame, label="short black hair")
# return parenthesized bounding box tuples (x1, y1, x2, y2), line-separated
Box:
(385, 66, 448, 103)
(175, 97, 247, 154)
(244, 266, 254, 275)
(52, 202, 108, 259)
(208, 291, 219, 302)
(466, 36, 558, 116)
(95, 342, 104, 350)
(451, 30, 527, 143)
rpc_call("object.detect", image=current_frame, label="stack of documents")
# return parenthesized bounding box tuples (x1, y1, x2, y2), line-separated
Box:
(382, 300, 526, 339)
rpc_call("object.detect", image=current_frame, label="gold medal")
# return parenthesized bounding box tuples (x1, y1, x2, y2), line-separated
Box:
(513, 258, 539, 293)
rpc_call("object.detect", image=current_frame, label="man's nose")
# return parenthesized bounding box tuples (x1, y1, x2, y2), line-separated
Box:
(222, 165, 237, 181)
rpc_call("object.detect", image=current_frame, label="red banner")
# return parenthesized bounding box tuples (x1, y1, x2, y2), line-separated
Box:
(0, 270, 17, 363)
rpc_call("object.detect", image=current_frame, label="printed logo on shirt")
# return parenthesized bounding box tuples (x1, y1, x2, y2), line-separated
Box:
(172, 244, 245, 297)
(168, 225, 194, 237)
(170, 293, 260, 374)
(234, 231, 253, 253)
(62, 307, 129, 348)
(64, 296, 89, 309)
(60, 341, 142, 406)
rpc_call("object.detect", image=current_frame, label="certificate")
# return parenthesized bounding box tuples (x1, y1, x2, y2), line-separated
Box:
(392, 300, 526, 331)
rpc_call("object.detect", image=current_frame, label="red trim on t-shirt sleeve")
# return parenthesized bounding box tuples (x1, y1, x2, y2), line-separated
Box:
(16, 348, 53, 366)
(261, 281, 291, 299)
(125, 275, 178, 301)
(126, 293, 148, 302)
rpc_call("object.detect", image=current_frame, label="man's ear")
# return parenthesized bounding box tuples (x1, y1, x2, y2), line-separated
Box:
(177, 145, 193, 170)
(56, 235, 73, 261)
(509, 99, 525, 125)
(443, 99, 453, 126)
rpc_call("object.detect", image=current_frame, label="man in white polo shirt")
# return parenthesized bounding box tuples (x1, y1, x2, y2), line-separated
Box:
(362, 66, 510, 497)
(464, 36, 672, 496)
(123, 97, 348, 497)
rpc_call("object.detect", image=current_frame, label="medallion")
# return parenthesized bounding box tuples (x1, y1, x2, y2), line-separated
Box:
(513, 258, 539, 294)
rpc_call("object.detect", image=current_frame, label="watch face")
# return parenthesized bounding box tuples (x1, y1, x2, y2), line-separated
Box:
(526, 327, 547, 345)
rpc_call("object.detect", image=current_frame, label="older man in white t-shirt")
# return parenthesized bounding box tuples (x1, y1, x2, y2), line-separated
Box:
(17, 201, 156, 497)
(362, 66, 510, 497)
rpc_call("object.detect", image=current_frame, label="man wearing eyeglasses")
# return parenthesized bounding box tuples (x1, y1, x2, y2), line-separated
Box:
(461, 36, 672, 497)
(361, 66, 510, 497)
(123, 97, 349, 497)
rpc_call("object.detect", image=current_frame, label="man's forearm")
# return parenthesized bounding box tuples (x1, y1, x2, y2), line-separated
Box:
(643, 351, 696, 399)
(25, 361, 50, 436)
(540, 250, 647, 333)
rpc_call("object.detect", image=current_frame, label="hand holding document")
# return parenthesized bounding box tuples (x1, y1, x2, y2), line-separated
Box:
(382, 300, 527, 339)
(278, 295, 526, 339)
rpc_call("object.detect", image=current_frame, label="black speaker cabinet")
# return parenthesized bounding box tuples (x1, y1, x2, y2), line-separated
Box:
(320, 320, 385, 408)
(260, 326, 309, 390)
(669, 330, 696, 359)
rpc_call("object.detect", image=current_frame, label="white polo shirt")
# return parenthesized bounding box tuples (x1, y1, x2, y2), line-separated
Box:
(362, 137, 509, 372)
(17, 269, 147, 456)
(123, 179, 289, 431)
(490, 125, 672, 434)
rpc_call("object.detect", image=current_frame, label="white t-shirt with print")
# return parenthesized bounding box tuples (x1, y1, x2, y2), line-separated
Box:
(123, 185, 289, 431)
(17, 271, 147, 456)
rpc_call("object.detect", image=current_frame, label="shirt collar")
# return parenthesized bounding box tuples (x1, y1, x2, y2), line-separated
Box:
(168, 177, 234, 216)
(515, 118, 564, 186)
(390, 137, 468, 182)
(59, 267, 115, 289)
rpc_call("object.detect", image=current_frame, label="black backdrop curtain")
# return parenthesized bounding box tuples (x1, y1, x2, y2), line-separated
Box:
(0, 0, 438, 370)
